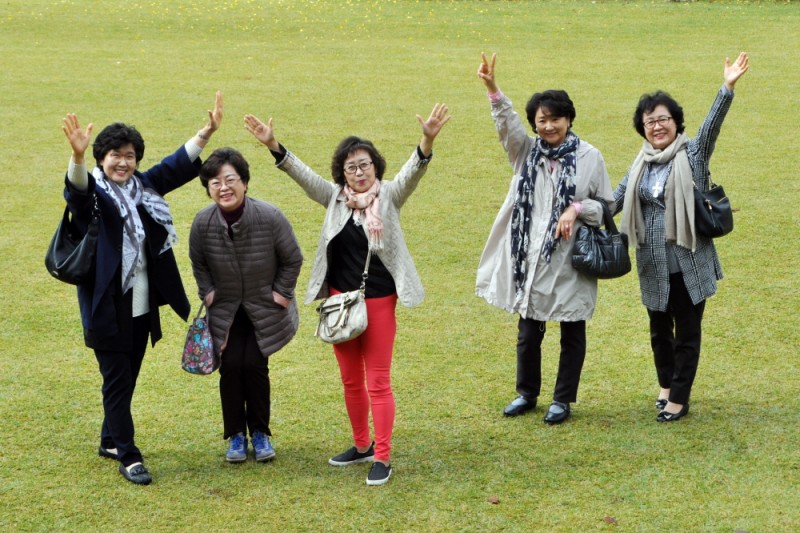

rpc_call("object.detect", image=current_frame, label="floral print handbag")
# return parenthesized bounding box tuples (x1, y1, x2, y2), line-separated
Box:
(181, 302, 219, 375)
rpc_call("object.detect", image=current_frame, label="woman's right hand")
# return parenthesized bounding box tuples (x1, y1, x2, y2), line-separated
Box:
(477, 52, 499, 93)
(244, 114, 280, 152)
(62, 113, 92, 164)
(204, 290, 215, 308)
(723, 52, 749, 91)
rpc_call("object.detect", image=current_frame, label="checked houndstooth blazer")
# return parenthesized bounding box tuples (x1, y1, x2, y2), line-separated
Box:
(612, 86, 735, 312)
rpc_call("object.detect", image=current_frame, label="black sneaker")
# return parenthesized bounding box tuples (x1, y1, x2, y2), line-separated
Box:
(366, 462, 392, 486)
(328, 442, 375, 466)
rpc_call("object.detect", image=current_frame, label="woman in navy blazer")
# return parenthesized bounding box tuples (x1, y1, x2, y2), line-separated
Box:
(61, 92, 223, 484)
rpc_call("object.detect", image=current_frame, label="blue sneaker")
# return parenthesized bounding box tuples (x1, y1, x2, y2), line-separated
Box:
(252, 431, 276, 462)
(226, 433, 248, 463)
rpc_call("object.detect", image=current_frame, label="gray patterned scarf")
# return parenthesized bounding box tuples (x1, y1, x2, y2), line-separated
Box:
(93, 168, 178, 292)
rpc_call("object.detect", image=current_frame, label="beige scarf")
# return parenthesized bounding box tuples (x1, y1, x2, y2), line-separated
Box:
(621, 133, 697, 251)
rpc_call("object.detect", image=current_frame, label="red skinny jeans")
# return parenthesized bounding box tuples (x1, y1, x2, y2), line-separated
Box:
(331, 291, 397, 462)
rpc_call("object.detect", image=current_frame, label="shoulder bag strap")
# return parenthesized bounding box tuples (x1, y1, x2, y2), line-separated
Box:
(358, 250, 372, 292)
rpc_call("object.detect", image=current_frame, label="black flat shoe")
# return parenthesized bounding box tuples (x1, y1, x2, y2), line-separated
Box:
(657, 404, 689, 422)
(98, 446, 119, 460)
(119, 463, 152, 485)
(543, 401, 571, 425)
(503, 395, 537, 417)
(655, 398, 668, 410)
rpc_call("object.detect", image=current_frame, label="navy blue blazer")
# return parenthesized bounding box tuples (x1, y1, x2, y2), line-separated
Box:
(64, 146, 201, 351)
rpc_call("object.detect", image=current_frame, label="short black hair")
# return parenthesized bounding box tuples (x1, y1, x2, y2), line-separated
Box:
(330, 136, 386, 186)
(92, 123, 145, 166)
(633, 90, 685, 138)
(199, 147, 251, 195)
(525, 90, 576, 132)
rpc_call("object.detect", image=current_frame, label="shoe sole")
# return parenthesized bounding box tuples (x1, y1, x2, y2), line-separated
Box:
(366, 469, 392, 486)
(329, 456, 375, 467)
(255, 453, 276, 462)
(226, 455, 247, 463)
(503, 407, 535, 417)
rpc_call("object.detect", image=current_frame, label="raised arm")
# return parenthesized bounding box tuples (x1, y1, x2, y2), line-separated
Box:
(417, 102, 451, 157)
(245, 113, 336, 206)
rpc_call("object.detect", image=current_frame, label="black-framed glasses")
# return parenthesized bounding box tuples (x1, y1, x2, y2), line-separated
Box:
(343, 161, 373, 175)
(644, 116, 673, 130)
(208, 176, 241, 190)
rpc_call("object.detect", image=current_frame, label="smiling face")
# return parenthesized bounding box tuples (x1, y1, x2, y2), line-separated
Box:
(99, 143, 138, 184)
(208, 163, 247, 212)
(642, 104, 677, 150)
(343, 149, 377, 193)
(534, 107, 570, 148)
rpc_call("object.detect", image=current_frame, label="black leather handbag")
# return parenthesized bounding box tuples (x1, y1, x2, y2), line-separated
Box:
(571, 201, 632, 279)
(44, 196, 100, 285)
(694, 181, 733, 238)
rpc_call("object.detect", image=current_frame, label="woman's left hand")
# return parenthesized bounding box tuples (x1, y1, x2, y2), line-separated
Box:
(724, 52, 749, 91)
(272, 291, 290, 308)
(556, 205, 579, 240)
(207, 91, 224, 133)
(195, 92, 224, 145)
(418, 102, 452, 156)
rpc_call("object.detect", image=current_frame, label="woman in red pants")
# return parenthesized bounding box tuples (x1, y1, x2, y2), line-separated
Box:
(244, 103, 450, 485)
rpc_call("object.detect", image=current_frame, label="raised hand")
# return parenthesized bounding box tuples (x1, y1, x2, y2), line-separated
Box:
(417, 103, 452, 156)
(62, 113, 93, 162)
(724, 52, 749, 91)
(244, 114, 279, 152)
(477, 52, 498, 93)
(206, 91, 224, 133)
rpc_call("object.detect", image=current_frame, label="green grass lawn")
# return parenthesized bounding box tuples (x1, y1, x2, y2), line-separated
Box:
(1, 0, 798, 531)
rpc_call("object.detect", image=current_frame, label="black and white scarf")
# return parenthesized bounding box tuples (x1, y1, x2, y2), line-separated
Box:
(93, 168, 178, 293)
(511, 132, 579, 293)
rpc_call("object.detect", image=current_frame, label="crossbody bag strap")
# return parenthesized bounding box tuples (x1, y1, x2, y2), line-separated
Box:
(358, 249, 372, 292)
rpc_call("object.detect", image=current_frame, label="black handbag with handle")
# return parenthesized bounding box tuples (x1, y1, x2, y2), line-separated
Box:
(571, 201, 632, 279)
(44, 195, 100, 285)
(694, 181, 733, 238)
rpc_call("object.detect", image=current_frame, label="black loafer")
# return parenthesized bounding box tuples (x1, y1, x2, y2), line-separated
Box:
(657, 404, 689, 422)
(98, 446, 119, 460)
(503, 395, 537, 417)
(543, 401, 571, 424)
(119, 463, 152, 485)
(655, 398, 668, 411)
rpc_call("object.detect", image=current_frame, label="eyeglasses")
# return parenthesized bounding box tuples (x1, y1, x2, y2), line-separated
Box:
(343, 161, 373, 175)
(643, 116, 673, 130)
(208, 176, 241, 190)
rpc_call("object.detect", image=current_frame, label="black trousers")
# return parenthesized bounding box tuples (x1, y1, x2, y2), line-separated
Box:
(647, 273, 706, 405)
(219, 307, 271, 440)
(94, 313, 150, 467)
(516, 318, 587, 404)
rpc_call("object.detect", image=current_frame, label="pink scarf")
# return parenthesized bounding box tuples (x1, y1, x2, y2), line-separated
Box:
(343, 180, 383, 250)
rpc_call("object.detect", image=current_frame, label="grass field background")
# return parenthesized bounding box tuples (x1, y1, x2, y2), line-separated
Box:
(1, 1, 798, 531)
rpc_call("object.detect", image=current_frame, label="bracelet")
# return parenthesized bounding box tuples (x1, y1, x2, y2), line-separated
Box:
(571, 200, 583, 215)
(196, 130, 209, 141)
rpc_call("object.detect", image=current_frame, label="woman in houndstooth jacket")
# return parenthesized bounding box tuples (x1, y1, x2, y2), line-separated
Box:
(612, 52, 749, 422)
